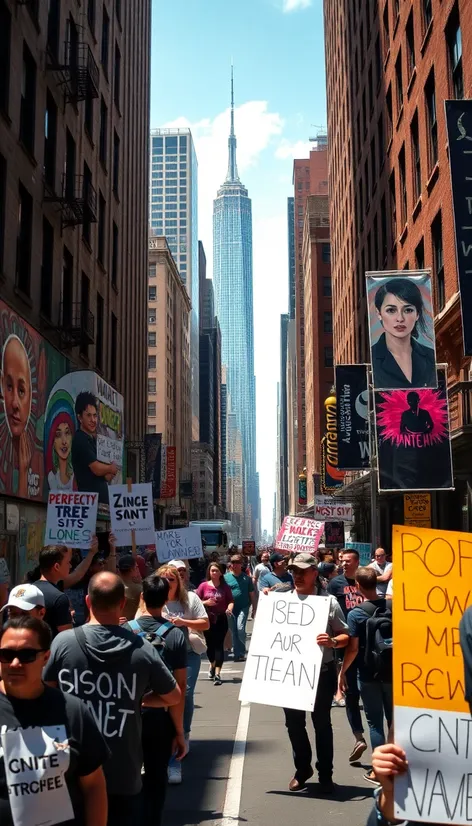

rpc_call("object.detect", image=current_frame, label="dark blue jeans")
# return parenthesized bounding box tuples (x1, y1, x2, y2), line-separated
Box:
(283, 661, 337, 782)
(359, 679, 393, 751)
(344, 657, 364, 738)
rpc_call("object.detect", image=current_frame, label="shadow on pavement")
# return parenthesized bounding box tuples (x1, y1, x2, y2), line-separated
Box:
(266, 783, 372, 802)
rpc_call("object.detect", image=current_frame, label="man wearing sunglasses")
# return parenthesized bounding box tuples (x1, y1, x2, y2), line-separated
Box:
(224, 555, 256, 662)
(283, 553, 349, 795)
(0, 614, 110, 826)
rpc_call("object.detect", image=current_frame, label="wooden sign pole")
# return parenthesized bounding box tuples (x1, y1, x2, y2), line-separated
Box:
(126, 477, 136, 556)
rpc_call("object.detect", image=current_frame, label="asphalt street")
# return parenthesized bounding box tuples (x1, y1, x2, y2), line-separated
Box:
(164, 619, 374, 826)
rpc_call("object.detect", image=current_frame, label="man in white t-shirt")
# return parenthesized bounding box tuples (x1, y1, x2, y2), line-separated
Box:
(369, 548, 392, 596)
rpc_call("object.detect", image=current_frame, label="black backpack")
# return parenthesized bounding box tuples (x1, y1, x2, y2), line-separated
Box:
(128, 618, 173, 663)
(360, 601, 393, 682)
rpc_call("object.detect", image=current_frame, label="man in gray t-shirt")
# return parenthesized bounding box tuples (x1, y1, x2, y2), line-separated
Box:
(369, 548, 392, 596)
(44, 571, 180, 826)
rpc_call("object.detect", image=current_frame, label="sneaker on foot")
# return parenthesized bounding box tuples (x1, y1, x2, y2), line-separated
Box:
(363, 770, 380, 786)
(208, 667, 215, 680)
(214, 676, 222, 686)
(349, 739, 367, 763)
(168, 765, 182, 785)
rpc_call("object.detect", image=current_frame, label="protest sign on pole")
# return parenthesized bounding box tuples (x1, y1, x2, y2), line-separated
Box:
(45, 492, 98, 549)
(393, 525, 472, 825)
(156, 526, 203, 563)
(314, 496, 353, 521)
(345, 542, 372, 565)
(275, 516, 324, 554)
(109, 483, 155, 547)
(239, 591, 330, 711)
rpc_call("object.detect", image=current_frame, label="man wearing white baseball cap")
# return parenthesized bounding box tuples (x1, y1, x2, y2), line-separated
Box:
(1, 584, 46, 619)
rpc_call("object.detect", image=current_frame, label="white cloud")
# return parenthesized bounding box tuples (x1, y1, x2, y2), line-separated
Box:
(275, 138, 312, 160)
(282, 0, 311, 11)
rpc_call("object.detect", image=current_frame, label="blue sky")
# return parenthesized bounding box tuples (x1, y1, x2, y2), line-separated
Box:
(150, 0, 327, 534)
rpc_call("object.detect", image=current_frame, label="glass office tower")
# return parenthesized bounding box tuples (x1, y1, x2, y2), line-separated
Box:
(150, 128, 199, 440)
(213, 74, 258, 537)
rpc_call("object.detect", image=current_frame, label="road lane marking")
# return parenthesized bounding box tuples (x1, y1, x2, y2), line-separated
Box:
(220, 701, 251, 826)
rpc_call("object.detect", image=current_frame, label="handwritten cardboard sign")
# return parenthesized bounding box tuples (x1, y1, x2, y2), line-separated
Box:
(97, 434, 124, 467)
(393, 525, 472, 825)
(109, 483, 155, 547)
(239, 591, 330, 711)
(156, 526, 203, 563)
(45, 492, 98, 549)
(275, 516, 324, 554)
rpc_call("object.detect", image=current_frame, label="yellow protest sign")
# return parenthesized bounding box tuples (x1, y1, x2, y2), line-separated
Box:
(403, 493, 432, 528)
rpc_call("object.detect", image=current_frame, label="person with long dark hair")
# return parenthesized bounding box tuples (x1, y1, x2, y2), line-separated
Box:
(371, 278, 436, 389)
(196, 563, 233, 686)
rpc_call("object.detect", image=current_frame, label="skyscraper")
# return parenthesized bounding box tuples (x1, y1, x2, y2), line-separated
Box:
(213, 71, 258, 538)
(149, 128, 199, 440)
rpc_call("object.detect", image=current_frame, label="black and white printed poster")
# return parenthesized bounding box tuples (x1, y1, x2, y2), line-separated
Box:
(324, 521, 345, 549)
(375, 369, 454, 492)
(335, 365, 370, 470)
(445, 99, 472, 355)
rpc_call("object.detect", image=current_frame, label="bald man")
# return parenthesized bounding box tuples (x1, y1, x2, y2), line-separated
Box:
(44, 571, 181, 826)
(1, 334, 32, 497)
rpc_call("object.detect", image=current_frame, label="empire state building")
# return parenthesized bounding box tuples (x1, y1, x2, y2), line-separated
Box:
(213, 71, 259, 539)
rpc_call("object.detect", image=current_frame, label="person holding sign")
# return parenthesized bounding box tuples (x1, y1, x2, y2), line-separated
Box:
(283, 554, 349, 794)
(0, 615, 110, 826)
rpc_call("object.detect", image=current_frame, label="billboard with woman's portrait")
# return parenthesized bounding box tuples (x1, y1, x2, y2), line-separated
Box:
(367, 271, 437, 391)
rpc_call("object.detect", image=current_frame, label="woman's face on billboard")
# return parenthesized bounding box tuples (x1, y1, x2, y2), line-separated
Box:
(54, 423, 72, 460)
(1, 338, 31, 438)
(377, 292, 419, 340)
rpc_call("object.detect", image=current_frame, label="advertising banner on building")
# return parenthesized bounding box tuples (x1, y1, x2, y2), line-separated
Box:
(239, 591, 330, 711)
(314, 496, 352, 521)
(321, 392, 345, 493)
(275, 516, 324, 554)
(375, 369, 453, 491)
(335, 365, 370, 470)
(403, 493, 432, 528)
(160, 446, 177, 499)
(392, 525, 472, 824)
(445, 100, 472, 355)
(324, 521, 344, 549)
(366, 271, 437, 391)
(109, 483, 155, 547)
(156, 526, 203, 563)
(0, 301, 69, 502)
(45, 371, 124, 505)
(45, 492, 98, 549)
(144, 433, 162, 499)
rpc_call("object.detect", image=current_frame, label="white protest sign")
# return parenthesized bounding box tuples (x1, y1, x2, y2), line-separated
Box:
(109, 483, 155, 546)
(314, 496, 353, 521)
(156, 526, 203, 563)
(2, 724, 74, 826)
(275, 516, 324, 554)
(97, 434, 123, 466)
(239, 591, 330, 711)
(45, 492, 98, 549)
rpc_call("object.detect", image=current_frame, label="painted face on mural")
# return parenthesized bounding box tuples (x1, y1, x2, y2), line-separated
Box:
(1, 336, 32, 438)
(78, 404, 98, 435)
(54, 423, 72, 460)
(377, 293, 419, 340)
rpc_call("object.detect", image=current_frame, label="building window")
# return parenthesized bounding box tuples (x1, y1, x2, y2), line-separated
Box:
(148, 425, 156, 434)
(395, 49, 403, 116)
(82, 162, 92, 246)
(148, 355, 156, 370)
(47, 0, 60, 61)
(398, 147, 407, 228)
(148, 309, 156, 324)
(99, 97, 108, 166)
(321, 243, 331, 264)
(44, 91, 57, 190)
(101, 5, 110, 76)
(149, 286, 156, 301)
(148, 402, 157, 418)
(423, 0, 432, 32)
(148, 332, 156, 346)
(110, 313, 117, 383)
(80, 273, 90, 358)
(20, 44, 36, 156)
(149, 262, 156, 278)
(323, 311, 333, 333)
(425, 71, 438, 171)
(96, 293, 104, 370)
(16, 183, 33, 295)
(0, 2, 11, 116)
(446, 6, 463, 100)
(411, 112, 421, 203)
(87, 0, 95, 34)
(415, 239, 425, 270)
(324, 346, 334, 368)
(432, 212, 445, 311)
(111, 221, 118, 288)
(389, 171, 397, 246)
(97, 192, 106, 265)
(84, 93, 94, 141)
(148, 379, 156, 394)
(40, 218, 54, 319)
(114, 44, 121, 109)
(322, 276, 332, 297)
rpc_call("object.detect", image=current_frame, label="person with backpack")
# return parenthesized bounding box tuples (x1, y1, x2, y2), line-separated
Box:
(339, 566, 393, 785)
(125, 574, 187, 825)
